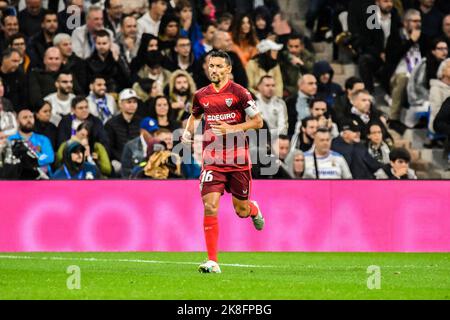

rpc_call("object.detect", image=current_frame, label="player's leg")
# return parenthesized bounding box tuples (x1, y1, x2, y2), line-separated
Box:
(229, 170, 265, 230)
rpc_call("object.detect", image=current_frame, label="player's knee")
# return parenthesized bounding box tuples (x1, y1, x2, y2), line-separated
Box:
(204, 202, 219, 216)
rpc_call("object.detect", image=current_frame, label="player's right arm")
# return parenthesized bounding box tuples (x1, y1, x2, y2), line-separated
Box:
(182, 93, 203, 144)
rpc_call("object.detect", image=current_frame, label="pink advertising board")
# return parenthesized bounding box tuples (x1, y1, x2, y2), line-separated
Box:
(0, 181, 449, 252)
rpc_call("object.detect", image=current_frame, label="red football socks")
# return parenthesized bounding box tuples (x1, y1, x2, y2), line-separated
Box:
(249, 201, 258, 217)
(204, 216, 219, 262)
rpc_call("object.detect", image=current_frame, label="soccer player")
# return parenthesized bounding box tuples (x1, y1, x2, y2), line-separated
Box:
(182, 50, 265, 273)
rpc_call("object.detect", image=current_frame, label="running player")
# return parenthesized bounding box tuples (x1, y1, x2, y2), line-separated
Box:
(182, 50, 265, 273)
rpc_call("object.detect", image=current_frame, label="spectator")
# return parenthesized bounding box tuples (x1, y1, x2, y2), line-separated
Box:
(206, 30, 248, 87)
(408, 38, 448, 108)
(290, 116, 318, 152)
(284, 149, 305, 179)
(177, 0, 203, 46)
(386, 9, 425, 132)
(56, 122, 111, 177)
(0, 48, 28, 110)
(105, 89, 142, 170)
(18, 0, 45, 38)
(130, 33, 159, 76)
(87, 75, 118, 124)
(8, 108, 54, 173)
(246, 39, 283, 97)
(137, 0, 168, 37)
(52, 140, 99, 179)
(332, 119, 382, 179)
(0, 77, 17, 137)
(71, 5, 116, 59)
(313, 60, 344, 107)
(157, 13, 179, 53)
(271, 11, 297, 47)
(121, 116, 159, 178)
(27, 10, 58, 69)
(374, 147, 417, 179)
(148, 95, 180, 132)
(216, 12, 233, 32)
(104, 0, 123, 36)
(58, 0, 85, 36)
(28, 47, 62, 109)
(303, 128, 352, 179)
(443, 14, 450, 48)
(168, 70, 196, 122)
(133, 78, 161, 104)
(57, 95, 109, 150)
(181, 132, 203, 179)
(279, 34, 315, 97)
(154, 128, 174, 151)
(286, 74, 317, 137)
(416, 0, 444, 43)
(193, 20, 216, 60)
(428, 58, 450, 144)
(342, 89, 386, 141)
(367, 122, 391, 165)
(309, 98, 339, 138)
(0, 15, 20, 52)
(116, 15, 140, 64)
(136, 50, 171, 92)
(334, 76, 365, 125)
(33, 100, 57, 150)
(230, 13, 259, 67)
(0, 131, 21, 179)
(434, 97, 450, 168)
(44, 71, 76, 126)
(253, 5, 273, 41)
(86, 29, 131, 93)
(255, 75, 288, 137)
(162, 35, 195, 74)
(8, 33, 31, 74)
(268, 134, 292, 179)
(53, 33, 87, 95)
(355, 0, 401, 93)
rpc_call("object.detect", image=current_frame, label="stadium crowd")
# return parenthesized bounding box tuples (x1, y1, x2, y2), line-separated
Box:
(0, 0, 449, 180)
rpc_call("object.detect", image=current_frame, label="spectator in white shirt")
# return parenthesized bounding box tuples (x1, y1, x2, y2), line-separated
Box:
(44, 71, 76, 126)
(255, 75, 288, 138)
(137, 0, 168, 37)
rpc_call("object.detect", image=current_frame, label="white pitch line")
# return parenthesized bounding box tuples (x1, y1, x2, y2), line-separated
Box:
(0, 255, 277, 268)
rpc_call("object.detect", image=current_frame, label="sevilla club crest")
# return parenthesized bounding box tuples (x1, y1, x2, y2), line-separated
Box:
(225, 98, 233, 107)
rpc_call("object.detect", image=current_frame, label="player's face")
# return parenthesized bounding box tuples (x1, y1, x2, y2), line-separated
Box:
(208, 56, 231, 84)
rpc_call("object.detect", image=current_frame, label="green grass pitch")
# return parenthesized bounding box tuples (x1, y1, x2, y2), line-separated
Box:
(0, 252, 449, 299)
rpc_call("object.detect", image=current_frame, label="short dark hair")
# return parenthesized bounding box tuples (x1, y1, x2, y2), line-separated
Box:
(345, 76, 364, 91)
(257, 75, 274, 86)
(120, 14, 136, 26)
(1, 48, 20, 61)
(389, 147, 411, 163)
(301, 116, 317, 128)
(201, 20, 217, 33)
(71, 95, 88, 109)
(41, 9, 58, 23)
(95, 29, 111, 39)
(90, 74, 107, 84)
(7, 33, 26, 47)
(315, 127, 331, 135)
(176, 35, 191, 44)
(217, 12, 233, 23)
(308, 98, 328, 109)
(1, 14, 17, 26)
(208, 50, 232, 66)
(287, 33, 303, 43)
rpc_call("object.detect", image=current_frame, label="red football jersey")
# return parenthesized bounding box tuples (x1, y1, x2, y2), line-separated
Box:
(192, 80, 258, 172)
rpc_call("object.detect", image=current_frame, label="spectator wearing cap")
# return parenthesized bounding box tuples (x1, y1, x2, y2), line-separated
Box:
(8, 109, 54, 173)
(71, 5, 117, 60)
(137, 0, 168, 37)
(121, 116, 159, 178)
(44, 71, 76, 126)
(27, 10, 59, 69)
(367, 122, 391, 165)
(57, 96, 109, 152)
(279, 34, 315, 98)
(303, 128, 352, 179)
(105, 88, 142, 172)
(86, 29, 131, 94)
(52, 140, 99, 180)
(53, 33, 87, 94)
(33, 100, 57, 150)
(87, 75, 118, 125)
(28, 47, 63, 109)
(255, 75, 288, 138)
(0, 48, 28, 111)
(18, 0, 45, 38)
(374, 147, 417, 179)
(285, 74, 317, 138)
(313, 60, 344, 108)
(55, 122, 111, 177)
(332, 119, 382, 179)
(246, 39, 284, 98)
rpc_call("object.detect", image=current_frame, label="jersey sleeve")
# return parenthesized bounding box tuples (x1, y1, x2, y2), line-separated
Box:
(237, 87, 260, 117)
(191, 93, 204, 117)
